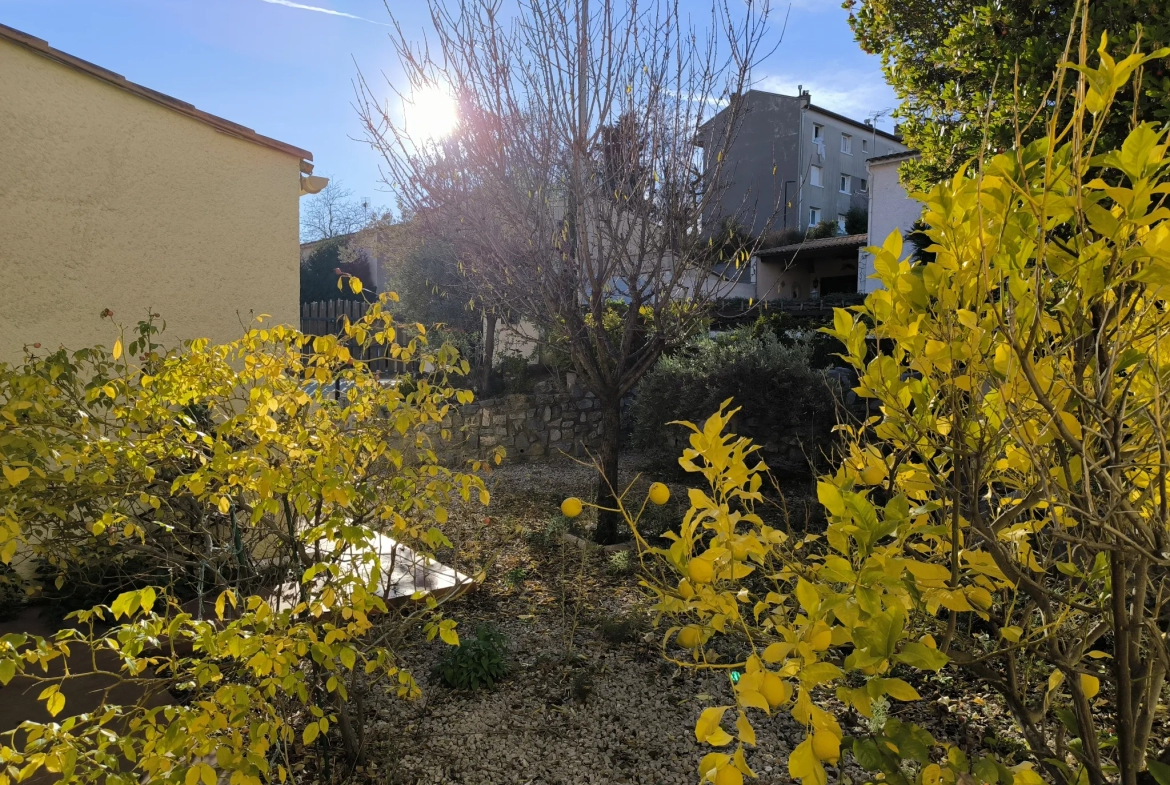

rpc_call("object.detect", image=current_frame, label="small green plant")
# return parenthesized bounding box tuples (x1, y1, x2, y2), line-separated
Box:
(526, 516, 569, 550)
(598, 611, 644, 645)
(606, 549, 632, 575)
(434, 624, 510, 691)
(503, 566, 528, 589)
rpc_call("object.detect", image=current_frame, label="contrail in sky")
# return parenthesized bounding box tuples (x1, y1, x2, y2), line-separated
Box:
(257, 0, 389, 25)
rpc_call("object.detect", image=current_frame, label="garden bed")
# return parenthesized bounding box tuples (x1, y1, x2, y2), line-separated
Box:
(350, 456, 1020, 785)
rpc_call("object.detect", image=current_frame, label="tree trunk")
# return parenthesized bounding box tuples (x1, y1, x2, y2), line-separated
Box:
(480, 312, 497, 395)
(593, 396, 623, 545)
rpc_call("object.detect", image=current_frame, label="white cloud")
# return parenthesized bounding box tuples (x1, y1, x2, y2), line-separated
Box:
(256, 0, 389, 25)
(754, 71, 899, 130)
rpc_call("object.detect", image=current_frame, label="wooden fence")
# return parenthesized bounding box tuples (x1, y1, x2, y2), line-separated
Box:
(300, 299, 413, 377)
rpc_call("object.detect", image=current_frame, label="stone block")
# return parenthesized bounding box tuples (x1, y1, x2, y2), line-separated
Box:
(542, 406, 552, 422)
(550, 429, 561, 442)
(576, 398, 593, 410)
(491, 414, 507, 426)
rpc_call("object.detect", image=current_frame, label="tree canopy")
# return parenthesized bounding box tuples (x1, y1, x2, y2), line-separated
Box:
(848, 0, 1170, 189)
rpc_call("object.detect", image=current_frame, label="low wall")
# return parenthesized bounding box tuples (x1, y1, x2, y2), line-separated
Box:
(436, 380, 607, 461)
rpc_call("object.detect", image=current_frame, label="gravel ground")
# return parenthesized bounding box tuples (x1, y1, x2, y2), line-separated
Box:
(345, 455, 1007, 785)
(346, 455, 859, 785)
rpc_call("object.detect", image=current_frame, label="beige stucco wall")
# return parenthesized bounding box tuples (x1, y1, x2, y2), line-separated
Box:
(0, 38, 302, 365)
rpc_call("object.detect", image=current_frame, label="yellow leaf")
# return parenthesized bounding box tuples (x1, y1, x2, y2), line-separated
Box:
(339, 647, 356, 671)
(439, 620, 460, 647)
(2, 466, 29, 487)
(1080, 673, 1100, 699)
(880, 678, 920, 701)
(762, 642, 792, 663)
(39, 685, 65, 717)
(795, 579, 820, 614)
(696, 706, 734, 746)
(113, 339, 123, 360)
(736, 711, 757, 746)
(303, 722, 320, 745)
(789, 737, 827, 785)
(349, 277, 363, 295)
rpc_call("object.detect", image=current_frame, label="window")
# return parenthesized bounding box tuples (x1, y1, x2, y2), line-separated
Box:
(840, 174, 851, 194)
(813, 124, 823, 142)
(859, 178, 868, 192)
(862, 139, 868, 153)
(838, 214, 848, 233)
(810, 165, 823, 187)
(841, 133, 852, 154)
(809, 207, 822, 225)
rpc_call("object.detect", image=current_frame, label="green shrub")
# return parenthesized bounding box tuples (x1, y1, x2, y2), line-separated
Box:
(434, 624, 510, 690)
(606, 549, 632, 575)
(632, 323, 837, 474)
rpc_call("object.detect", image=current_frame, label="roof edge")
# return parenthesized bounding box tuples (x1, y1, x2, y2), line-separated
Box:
(0, 23, 313, 162)
(806, 103, 902, 143)
(867, 149, 921, 166)
(756, 232, 868, 257)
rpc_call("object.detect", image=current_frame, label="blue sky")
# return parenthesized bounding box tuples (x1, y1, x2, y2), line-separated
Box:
(0, 0, 898, 215)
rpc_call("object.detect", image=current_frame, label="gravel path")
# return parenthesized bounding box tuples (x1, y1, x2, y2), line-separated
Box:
(366, 599, 831, 785)
(353, 456, 853, 785)
(350, 456, 1000, 785)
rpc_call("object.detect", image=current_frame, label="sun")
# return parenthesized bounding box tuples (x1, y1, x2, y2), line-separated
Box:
(404, 87, 458, 142)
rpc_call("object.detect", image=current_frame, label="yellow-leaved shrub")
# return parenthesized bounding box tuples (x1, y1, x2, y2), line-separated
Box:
(0, 293, 495, 783)
(629, 32, 1170, 785)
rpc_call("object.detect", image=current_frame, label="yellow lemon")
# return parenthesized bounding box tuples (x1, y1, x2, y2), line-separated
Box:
(560, 497, 583, 518)
(715, 766, 744, 785)
(762, 672, 791, 708)
(677, 625, 703, 649)
(678, 578, 695, 599)
(811, 730, 841, 764)
(810, 628, 833, 651)
(648, 481, 671, 506)
(688, 557, 715, 584)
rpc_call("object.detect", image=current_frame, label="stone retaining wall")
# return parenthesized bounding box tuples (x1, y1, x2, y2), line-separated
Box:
(436, 380, 607, 461)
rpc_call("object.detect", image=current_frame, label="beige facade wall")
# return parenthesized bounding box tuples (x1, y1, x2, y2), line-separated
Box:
(0, 37, 303, 365)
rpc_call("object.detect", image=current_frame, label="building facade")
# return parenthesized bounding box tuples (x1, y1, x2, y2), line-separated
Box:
(700, 89, 908, 238)
(857, 150, 923, 294)
(0, 24, 318, 364)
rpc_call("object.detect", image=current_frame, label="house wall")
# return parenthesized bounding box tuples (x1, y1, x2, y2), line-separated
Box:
(0, 37, 303, 364)
(702, 91, 803, 237)
(759, 255, 859, 300)
(857, 155, 923, 293)
(798, 106, 905, 233)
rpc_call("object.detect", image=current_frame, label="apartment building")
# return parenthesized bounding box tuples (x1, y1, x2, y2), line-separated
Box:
(699, 89, 907, 237)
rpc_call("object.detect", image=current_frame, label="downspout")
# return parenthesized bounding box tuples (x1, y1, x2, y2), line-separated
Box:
(796, 94, 807, 233)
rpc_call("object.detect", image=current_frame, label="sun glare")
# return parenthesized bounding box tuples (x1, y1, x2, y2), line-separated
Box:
(404, 87, 458, 142)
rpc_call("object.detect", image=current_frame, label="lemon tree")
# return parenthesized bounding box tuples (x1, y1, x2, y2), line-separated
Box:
(629, 33, 1170, 785)
(0, 293, 495, 783)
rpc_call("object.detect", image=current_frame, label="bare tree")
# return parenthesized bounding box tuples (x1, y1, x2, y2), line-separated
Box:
(300, 179, 375, 243)
(358, 0, 776, 543)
